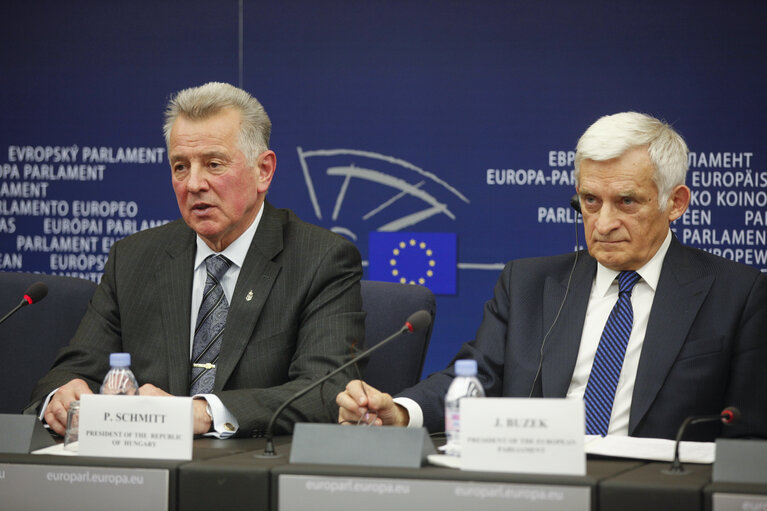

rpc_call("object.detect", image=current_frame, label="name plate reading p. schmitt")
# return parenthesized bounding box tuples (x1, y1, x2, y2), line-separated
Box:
(0, 463, 168, 511)
(79, 394, 193, 460)
(460, 398, 585, 475)
(278, 474, 589, 511)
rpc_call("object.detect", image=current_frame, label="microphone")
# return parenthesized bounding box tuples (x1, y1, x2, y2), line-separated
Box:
(570, 194, 581, 213)
(527, 195, 582, 397)
(663, 406, 740, 475)
(258, 309, 432, 457)
(0, 281, 49, 326)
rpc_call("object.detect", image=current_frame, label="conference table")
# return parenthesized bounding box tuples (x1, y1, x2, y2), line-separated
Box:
(1, 435, 765, 511)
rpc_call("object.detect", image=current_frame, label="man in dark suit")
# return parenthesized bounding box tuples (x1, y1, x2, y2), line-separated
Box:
(337, 112, 767, 441)
(28, 82, 365, 437)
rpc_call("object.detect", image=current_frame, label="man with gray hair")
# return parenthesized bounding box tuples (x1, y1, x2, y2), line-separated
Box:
(28, 82, 365, 438)
(338, 112, 767, 441)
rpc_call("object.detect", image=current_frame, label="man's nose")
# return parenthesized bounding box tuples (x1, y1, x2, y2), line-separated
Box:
(594, 204, 620, 234)
(186, 166, 208, 192)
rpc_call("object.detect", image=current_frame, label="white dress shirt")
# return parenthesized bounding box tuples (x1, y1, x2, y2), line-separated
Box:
(397, 230, 673, 433)
(191, 204, 264, 438)
(565, 230, 671, 435)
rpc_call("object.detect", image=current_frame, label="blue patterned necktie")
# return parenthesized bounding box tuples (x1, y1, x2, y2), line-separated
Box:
(584, 270, 641, 436)
(190, 254, 232, 395)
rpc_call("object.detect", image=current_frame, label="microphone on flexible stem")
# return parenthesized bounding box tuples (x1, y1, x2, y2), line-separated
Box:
(0, 282, 48, 326)
(570, 194, 581, 214)
(527, 195, 582, 398)
(258, 309, 432, 458)
(663, 406, 740, 475)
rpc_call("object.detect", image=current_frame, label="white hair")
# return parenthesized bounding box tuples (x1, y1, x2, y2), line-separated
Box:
(163, 82, 271, 166)
(574, 112, 688, 209)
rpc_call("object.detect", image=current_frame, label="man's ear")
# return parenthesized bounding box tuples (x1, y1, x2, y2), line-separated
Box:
(667, 184, 691, 222)
(256, 150, 276, 193)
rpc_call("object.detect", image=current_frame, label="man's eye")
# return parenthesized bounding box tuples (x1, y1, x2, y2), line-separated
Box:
(622, 197, 634, 205)
(173, 164, 186, 172)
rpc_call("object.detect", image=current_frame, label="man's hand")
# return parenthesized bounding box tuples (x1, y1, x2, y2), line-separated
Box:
(138, 384, 212, 434)
(44, 379, 93, 436)
(336, 380, 409, 426)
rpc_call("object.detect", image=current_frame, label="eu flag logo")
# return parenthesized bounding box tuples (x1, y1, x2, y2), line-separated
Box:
(368, 232, 457, 295)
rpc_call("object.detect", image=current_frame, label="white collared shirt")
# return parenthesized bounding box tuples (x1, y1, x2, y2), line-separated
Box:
(565, 230, 671, 435)
(190, 203, 264, 438)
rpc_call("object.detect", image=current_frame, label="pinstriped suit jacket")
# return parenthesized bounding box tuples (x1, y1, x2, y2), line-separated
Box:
(27, 201, 365, 436)
(400, 236, 767, 440)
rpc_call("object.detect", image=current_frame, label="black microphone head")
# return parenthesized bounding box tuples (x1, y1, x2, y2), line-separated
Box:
(24, 281, 48, 305)
(721, 406, 741, 425)
(405, 310, 432, 333)
(570, 194, 581, 213)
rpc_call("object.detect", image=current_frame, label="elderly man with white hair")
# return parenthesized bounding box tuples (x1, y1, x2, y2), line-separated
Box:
(338, 112, 767, 441)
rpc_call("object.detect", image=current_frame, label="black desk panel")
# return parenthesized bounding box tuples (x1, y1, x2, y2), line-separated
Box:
(0, 438, 246, 511)
(178, 436, 293, 511)
(599, 461, 712, 511)
(6, 436, 764, 511)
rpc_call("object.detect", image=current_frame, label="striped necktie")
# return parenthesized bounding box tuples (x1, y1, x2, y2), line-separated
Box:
(190, 254, 232, 395)
(584, 270, 641, 436)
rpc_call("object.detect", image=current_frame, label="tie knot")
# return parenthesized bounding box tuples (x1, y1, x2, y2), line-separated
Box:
(617, 271, 640, 294)
(206, 254, 231, 281)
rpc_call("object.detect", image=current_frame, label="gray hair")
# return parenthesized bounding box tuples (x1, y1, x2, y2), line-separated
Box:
(163, 82, 271, 166)
(574, 112, 688, 209)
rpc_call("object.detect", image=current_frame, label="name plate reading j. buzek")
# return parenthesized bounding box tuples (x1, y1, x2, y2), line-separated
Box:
(79, 395, 193, 460)
(460, 398, 585, 475)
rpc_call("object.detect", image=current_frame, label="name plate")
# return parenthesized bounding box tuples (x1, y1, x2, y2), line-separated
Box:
(79, 395, 193, 460)
(460, 398, 585, 475)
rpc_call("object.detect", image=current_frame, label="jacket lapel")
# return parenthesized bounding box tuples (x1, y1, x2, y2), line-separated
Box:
(214, 202, 283, 389)
(629, 238, 713, 433)
(157, 223, 196, 395)
(541, 253, 596, 397)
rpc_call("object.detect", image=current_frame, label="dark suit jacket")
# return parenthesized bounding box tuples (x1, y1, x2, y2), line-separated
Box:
(400, 236, 767, 440)
(27, 202, 365, 435)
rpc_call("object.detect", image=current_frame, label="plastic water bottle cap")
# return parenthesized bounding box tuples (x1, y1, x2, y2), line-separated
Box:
(109, 352, 131, 367)
(454, 359, 478, 376)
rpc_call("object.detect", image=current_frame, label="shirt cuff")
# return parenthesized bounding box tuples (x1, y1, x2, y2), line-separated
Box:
(393, 397, 423, 428)
(194, 394, 239, 438)
(38, 388, 60, 423)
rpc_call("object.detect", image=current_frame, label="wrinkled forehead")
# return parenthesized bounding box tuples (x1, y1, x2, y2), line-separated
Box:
(577, 148, 657, 192)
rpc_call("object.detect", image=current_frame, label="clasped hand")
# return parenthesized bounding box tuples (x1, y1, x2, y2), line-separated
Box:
(335, 379, 409, 427)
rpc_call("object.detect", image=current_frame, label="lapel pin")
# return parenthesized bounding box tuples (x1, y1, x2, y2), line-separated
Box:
(246, 290, 254, 302)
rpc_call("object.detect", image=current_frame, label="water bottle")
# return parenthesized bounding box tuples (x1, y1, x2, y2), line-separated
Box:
(100, 352, 139, 395)
(444, 359, 485, 456)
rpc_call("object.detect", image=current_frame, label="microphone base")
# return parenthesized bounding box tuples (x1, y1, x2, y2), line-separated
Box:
(661, 457, 689, 475)
(253, 452, 285, 459)
(254, 438, 284, 459)
(661, 467, 691, 476)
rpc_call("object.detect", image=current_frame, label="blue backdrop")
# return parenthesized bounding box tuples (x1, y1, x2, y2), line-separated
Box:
(2, 0, 765, 378)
